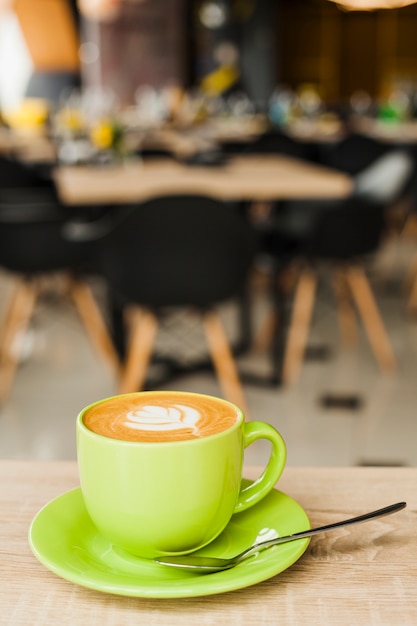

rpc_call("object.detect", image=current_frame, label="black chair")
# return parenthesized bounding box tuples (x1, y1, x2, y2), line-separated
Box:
(279, 196, 398, 384)
(0, 155, 52, 189)
(255, 148, 415, 385)
(245, 128, 318, 162)
(0, 186, 119, 402)
(318, 130, 417, 225)
(80, 195, 259, 411)
(317, 131, 391, 175)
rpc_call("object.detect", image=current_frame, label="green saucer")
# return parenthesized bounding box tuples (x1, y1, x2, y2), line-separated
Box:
(29, 481, 310, 598)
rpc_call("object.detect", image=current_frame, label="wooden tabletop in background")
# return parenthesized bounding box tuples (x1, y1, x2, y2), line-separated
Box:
(53, 155, 353, 206)
(1, 461, 415, 625)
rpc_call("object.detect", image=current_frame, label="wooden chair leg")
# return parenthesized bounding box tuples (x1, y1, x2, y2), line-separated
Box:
(281, 269, 317, 385)
(331, 267, 358, 348)
(408, 271, 417, 314)
(0, 282, 24, 361)
(0, 278, 38, 402)
(402, 250, 417, 296)
(119, 308, 158, 393)
(69, 280, 121, 377)
(252, 308, 277, 353)
(252, 266, 297, 354)
(202, 310, 249, 418)
(346, 266, 397, 373)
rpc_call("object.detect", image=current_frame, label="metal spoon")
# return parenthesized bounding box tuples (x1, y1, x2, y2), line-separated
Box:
(154, 501, 406, 574)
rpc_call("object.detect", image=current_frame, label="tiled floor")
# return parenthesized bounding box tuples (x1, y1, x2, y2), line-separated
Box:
(1, 235, 416, 468)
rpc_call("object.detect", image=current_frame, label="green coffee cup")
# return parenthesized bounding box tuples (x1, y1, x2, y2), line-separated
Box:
(76, 390, 286, 559)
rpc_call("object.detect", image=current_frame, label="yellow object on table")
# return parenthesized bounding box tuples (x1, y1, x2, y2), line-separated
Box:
(3, 98, 49, 133)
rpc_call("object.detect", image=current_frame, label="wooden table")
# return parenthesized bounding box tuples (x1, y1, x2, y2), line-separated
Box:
(351, 117, 417, 144)
(0, 127, 57, 163)
(284, 118, 347, 144)
(1, 461, 415, 625)
(53, 154, 352, 206)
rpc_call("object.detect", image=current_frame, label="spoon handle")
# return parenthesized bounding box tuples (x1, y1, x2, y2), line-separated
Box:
(239, 501, 407, 561)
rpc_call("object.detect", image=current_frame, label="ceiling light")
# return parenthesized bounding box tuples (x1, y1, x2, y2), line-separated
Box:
(199, 1, 229, 29)
(328, 0, 417, 10)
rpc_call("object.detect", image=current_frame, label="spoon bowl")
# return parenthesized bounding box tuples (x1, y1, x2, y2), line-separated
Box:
(154, 501, 406, 574)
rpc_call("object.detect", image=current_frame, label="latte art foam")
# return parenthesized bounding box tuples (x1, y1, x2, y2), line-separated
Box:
(124, 405, 200, 433)
(83, 392, 240, 442)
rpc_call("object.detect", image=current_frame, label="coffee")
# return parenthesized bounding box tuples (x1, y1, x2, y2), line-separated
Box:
(82, 391, 240, 443)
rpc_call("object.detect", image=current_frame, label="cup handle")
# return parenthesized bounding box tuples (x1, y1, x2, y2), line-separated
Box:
(233, 421, 286, 514)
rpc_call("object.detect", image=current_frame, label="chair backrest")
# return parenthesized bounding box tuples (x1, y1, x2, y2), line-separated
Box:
(0, 188, 96, 273)
(97, 195, 259, 308)
(318, 132, 391, 175)
(245, 129, 317, 161)
(0, 156, 52, 189)
(301, 197, 386, 261)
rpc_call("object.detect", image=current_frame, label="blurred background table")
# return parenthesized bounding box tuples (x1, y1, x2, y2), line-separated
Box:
(53, 154, 353, 205)
(0, 127, 57, 163)
(1, 460, 415, 626)
(351, 117, 417, 144)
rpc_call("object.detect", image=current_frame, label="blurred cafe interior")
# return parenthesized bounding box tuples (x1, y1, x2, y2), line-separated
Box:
(0, 0, 417, 468)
